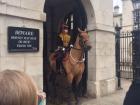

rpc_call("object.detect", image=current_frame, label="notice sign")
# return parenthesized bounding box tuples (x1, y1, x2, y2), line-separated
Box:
(8, 27, 39, 52)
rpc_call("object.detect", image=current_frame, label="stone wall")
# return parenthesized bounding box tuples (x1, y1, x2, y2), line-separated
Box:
(0, 0, 46, 89)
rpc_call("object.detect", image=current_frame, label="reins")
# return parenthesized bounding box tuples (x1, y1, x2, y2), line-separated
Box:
(69, 48, 85, 63)
(69, 34, 85, 64)
(66, 29, 89, 64)
(71, 47, 82, 51)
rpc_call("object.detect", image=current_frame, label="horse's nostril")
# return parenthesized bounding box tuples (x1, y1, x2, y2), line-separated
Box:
(84, 45, 92, 51)
(87, 46, 92, 50)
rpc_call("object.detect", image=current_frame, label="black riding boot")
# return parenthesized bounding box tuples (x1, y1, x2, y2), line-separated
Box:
(56, 58, 62, 73)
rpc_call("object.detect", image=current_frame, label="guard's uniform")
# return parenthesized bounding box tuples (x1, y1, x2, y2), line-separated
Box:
(55, 27, 71, 73)
(59, 33, 70, 47)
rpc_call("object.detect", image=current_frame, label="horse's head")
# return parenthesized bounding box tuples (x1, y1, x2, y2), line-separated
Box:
(78, 28, 92, 51)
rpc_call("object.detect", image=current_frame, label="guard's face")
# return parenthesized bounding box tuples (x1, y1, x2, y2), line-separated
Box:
(64, 29, 68, 33)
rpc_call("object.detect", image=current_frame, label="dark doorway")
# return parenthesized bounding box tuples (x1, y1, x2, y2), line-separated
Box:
(43, 0, 88, 102)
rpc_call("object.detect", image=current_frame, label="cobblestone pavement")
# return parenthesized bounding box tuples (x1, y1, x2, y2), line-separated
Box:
(80, 79, 132, 105)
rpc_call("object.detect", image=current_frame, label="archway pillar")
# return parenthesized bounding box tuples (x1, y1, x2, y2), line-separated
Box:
(86, 0, 116, 96)
(87, 28, 116, 97)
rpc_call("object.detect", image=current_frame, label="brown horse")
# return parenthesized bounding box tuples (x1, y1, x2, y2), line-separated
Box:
(49, 28, 91, 105)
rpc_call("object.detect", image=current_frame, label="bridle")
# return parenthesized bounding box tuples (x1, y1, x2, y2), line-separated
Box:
(69, 33, 88, 64)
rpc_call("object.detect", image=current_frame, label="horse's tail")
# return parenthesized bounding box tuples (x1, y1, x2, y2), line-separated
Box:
(49, 53, 56, 71)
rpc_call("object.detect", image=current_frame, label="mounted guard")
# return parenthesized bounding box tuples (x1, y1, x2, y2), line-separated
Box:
(54, 24, 71, 73)
(49, 27, 92, 105)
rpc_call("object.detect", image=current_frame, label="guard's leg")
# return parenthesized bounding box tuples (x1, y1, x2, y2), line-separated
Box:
(56, 58, 61, 73)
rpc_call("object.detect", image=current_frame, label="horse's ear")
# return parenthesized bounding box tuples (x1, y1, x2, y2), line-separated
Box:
(78, 28, 82, 32)
(78, 28, 87, 32)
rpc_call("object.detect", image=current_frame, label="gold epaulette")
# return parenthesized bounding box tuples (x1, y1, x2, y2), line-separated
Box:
(59, 34, 70, 47)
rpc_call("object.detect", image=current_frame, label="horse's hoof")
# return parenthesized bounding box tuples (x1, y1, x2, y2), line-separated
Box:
(67, 102, 72, 105)
(75, 99, 80, 105)
(76, 102, 80, 105)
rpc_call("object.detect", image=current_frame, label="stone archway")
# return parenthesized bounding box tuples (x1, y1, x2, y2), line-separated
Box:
(43, 0, 116, 99)
(43, 0, 95, 99)
(81, 0, 96, 30)
(69, 0, 116, 98)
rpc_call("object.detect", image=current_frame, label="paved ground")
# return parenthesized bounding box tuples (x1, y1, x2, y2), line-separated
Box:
(47, 79, 132, 105)
(80, 79, 132, 105)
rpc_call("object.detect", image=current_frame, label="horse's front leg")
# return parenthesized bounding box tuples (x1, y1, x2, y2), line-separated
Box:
(74, 85, 80, 105)
(74, 74, 83, 105)
(66, 73, 74, 105)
